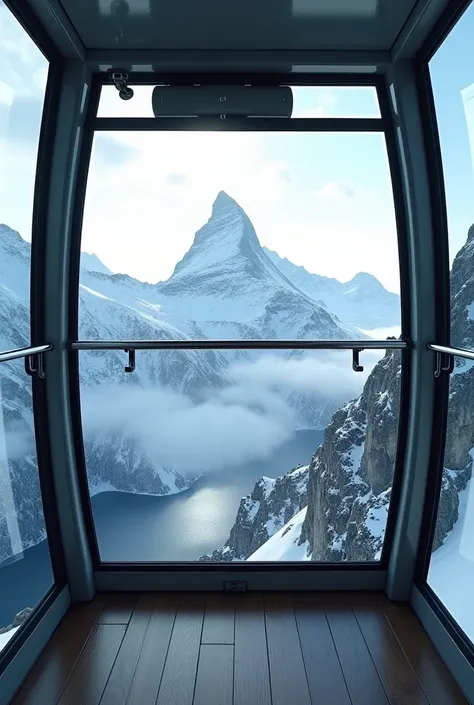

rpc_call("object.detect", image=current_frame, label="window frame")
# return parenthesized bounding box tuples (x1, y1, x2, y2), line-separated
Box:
(0, 0, 67, 675)
(414, 0, 474, 669)
(67, 71, 412, 573)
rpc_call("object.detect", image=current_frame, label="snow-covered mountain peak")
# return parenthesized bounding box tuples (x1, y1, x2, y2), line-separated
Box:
(0, 223, 29, 259)
(264, 247, 400, 329)
(211, 190, 240, 215)
(81, 252, 113, 275)
(347, 272, 379, 285)
(169, 190, 262, 282)
(0, 223, 20, 240)
(344, 272, 386, 293)
(155, 192, 361, 338)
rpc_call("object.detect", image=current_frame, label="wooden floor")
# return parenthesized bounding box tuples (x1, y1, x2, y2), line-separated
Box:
(12, 592, 468, 705)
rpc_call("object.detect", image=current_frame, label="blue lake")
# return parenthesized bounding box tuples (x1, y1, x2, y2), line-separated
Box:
(0, 429, 322, 627)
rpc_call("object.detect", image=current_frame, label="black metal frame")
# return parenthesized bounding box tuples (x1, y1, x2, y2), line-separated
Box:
(67, 69, 411, 574)
(0, 2, 67, 675)
(376, 73, 413, 567)
(29, 58, 68, 590)
(68, 78, 103, 570)
(413, 0, 474, 668)
(94, 117, 384, 132)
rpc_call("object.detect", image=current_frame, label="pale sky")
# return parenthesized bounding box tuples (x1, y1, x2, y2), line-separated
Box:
(2, 1, 474, 295)
(85, 84, 401, 292)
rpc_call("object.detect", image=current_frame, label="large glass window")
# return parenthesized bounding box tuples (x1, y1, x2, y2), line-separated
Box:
(0, 0, 54, 654)
(0, 0, 49, 340)
(79, 130, 401, 340)
(0, 358, 53, 652)
(80, 346, 402, 563)
(78, 83, 404, 563)
(427, 2, 474, 644)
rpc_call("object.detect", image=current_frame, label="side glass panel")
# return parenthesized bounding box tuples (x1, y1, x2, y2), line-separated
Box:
(80, 348, 401, 563)
(427, 2, 474, 644)
(79, 130, 401, 341)
(0, 1, 53, 653)
(0, 359, 53, 652)
(0, 0, 49, 342)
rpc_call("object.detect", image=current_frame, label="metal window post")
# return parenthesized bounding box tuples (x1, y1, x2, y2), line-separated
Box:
(40, 61, 95, 601)
(385, 60, 440, 600)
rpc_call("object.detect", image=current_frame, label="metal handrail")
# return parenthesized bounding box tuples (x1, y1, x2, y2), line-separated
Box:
(70, 339, 408, 351)
(428, 343, 474, 361)
(0, 344, 53, 364)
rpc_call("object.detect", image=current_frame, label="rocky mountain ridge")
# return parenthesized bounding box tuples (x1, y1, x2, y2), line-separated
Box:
(199, 464, 309, 561)
(0, 193, 399, 565)
(264, 246, 401, 329)
(207, 224, 474, 563)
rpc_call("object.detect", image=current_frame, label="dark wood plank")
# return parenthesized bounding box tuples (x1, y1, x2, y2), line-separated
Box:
(96, 593, 137, 624)
(57, 624, 126, 705)
(234, 594, 271, 705)
(201, 595, 234, 644)
(264, 595, 311, 705)
(156, 602, 204, 705)
(327, 608, 389, 705)
(355, 607, 429, 704)
(382, 602, 468, 705)
(12, 599, 105, 705)
(294, 601, 352, 705)
(99, 594, 155, 705)
(290, 591, 386, 607)
(193, 645, 233, 705)
(126, 598, 178, 705)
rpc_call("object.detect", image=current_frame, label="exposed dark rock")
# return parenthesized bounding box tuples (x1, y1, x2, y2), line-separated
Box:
(301, 224, 474, 561)
(300, 348, 400, 561)
(0, 607, 33, 634)
(199, 465, 309, 561)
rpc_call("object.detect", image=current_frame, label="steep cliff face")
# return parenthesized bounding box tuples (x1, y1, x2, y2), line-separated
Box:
(300, 224, 474, 560)
(300, 349, 401, 561)
(431, 224, 474, 549)
(199, 465, 309, 561)
(450, 224, 474, 349)
(199, 224, 474, 564)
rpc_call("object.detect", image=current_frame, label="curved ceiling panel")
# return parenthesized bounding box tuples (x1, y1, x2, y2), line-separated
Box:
(57, 0, 417, 51)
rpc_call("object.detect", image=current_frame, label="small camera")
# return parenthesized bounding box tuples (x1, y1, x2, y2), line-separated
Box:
(119, 86, 134, 101)
(110, 71, 134, 102)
